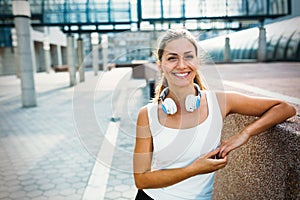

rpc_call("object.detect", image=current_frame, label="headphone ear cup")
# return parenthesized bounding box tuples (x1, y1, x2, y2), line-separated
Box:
(162, 98, 177, 115)
(185, 95, 201, 112)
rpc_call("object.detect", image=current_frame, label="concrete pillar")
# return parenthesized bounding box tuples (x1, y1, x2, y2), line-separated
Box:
(43, 36, 51, 73)
(67, 35, 76, 86)
(50, 45, 58, 66)
(257, 27, 267, 62)
(91, 32, 99, 76)
(30, 29, 37, 73)
(224, 37, 231, 62)
(34, 42, 43, 72)
(11, 28, 20, 78)
(77, 38, 84, 82)
(57, 45, 62, 66)
(13, 0, 37, 107)
(101, 34, 108, 71)
(13, 46, 20, 78)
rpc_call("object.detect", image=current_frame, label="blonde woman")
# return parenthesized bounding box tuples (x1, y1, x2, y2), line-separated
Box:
(133, 29, 296, 200)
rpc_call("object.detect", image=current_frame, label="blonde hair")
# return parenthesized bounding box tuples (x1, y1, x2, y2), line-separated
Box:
(152, 29, 206, 103)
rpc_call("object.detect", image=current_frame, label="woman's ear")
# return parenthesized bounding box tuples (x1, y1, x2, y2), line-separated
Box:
(157, 61, 162, 72)
(195, 58, 201, 70)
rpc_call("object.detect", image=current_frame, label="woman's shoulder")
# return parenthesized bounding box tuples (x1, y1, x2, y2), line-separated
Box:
(137, 104, 151, 126)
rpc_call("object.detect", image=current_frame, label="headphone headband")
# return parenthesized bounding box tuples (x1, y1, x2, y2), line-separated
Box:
(159, 83, 201, 101)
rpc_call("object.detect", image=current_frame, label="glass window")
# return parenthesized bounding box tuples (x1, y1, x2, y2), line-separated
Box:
(163, 0, 182, 18)
(248, 0, 267, 15)
(249, 39, 258, 59)
(227, 0, 243, 16)
(185, 0, 203, 18)
(141, 0, 161, 19)
(285, 31, 300, 60)
(267, 35, 279, 60)
(275, 35, 289, 60)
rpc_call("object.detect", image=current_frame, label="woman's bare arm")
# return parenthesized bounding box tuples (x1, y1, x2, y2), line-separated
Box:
(218, 92, 296, 157)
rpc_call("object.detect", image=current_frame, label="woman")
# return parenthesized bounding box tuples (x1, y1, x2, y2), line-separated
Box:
(133, 29, 296, 200)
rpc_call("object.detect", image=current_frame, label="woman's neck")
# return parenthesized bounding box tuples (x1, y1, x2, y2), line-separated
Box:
(167, 84, 196, 110)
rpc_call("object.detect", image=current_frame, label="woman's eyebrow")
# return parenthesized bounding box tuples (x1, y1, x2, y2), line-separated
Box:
(166, 52, 178, 56)
(166, 51, 193, 56)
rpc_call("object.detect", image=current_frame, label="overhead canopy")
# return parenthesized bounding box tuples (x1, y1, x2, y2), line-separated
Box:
(0, 0, 292, 33)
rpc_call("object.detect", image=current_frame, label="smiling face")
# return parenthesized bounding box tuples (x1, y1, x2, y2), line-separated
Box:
(159, 38, 199, 88)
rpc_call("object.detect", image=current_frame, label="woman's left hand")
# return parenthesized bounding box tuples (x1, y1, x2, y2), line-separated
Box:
(219, 131, 250, 158)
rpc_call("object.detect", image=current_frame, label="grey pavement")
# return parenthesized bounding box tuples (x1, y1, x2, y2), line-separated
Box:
(0, 62, 299, 200)
(0, 69, 147, 200)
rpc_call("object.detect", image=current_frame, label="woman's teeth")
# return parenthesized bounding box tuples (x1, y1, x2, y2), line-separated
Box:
(174, 72, 189, 77)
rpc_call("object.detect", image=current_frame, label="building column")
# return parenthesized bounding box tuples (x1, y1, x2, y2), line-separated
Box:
(13, 0, 37, 107)
(257, 26, 267, 62)
(101, 34, 108, 71)
(11, 28, 20, 78)
(57, 45, 62, 66)
(67, 34, 76, 86)
(43, 36, 51, 73)
(91, 32, 99, 76)
(224, 37, 231, 62)
(77, 38, 84, 82)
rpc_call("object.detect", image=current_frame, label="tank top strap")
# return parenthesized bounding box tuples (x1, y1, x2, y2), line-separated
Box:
(146, 102, 161, 136)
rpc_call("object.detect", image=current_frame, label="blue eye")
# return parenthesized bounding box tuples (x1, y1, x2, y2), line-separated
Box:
(185, 55, 194, 59)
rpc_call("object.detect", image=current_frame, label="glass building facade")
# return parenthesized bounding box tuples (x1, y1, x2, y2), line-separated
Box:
(199, 16, 300, 61)
(0, 0, 297, 61)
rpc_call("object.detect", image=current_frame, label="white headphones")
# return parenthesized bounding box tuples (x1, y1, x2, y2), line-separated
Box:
(159, 83, 202, 115)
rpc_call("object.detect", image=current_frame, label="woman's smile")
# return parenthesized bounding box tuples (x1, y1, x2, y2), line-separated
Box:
(173, 71, 191, 78)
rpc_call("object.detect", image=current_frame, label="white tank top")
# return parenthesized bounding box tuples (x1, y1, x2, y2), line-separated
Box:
(143, 91, 223, 200)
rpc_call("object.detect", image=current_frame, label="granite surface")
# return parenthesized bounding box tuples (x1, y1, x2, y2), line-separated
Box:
(213, 114, 299, 199)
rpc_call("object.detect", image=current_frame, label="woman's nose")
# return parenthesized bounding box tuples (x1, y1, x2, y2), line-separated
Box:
(177, 57, 186, 68)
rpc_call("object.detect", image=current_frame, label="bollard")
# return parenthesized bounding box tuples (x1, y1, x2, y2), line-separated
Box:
(149, 79, 155, 100)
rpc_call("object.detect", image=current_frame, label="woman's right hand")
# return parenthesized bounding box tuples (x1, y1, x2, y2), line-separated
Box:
(186, 148, 228, 176)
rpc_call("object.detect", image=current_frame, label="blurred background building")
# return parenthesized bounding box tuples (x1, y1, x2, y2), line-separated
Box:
(0, 0, 299, 76)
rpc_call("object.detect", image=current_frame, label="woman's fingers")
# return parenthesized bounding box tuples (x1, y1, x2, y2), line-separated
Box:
(206, 148, 220, 159)
(219, 143, 230, 158)
(219, 133, 250, 158)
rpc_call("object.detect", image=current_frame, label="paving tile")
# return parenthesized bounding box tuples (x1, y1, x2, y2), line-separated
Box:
(39, 183, 56, 191)
(43, 189, 60, 197)
(23, 184, 39, 192)
(0, 191, 10, 199)
(105, 190, 122, 199)
(59, 188, 77, 196)
(27, 190, 43, 198)
(123, 187, 137, 199)
(115, 184, 130, 192)
(9, 190, 27, 199)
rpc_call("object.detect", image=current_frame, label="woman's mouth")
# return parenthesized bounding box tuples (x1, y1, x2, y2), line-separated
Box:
(173, 72, 190, 78)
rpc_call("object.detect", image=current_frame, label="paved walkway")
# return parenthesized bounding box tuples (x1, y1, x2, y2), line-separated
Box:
(0, 68, 145, 200)
(0, 62, 299, 200)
